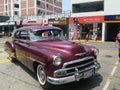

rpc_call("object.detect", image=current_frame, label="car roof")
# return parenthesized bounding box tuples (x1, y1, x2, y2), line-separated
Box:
(18, 26, 62, 31)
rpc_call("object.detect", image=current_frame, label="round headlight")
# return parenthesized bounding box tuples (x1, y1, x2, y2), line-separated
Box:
(53, 56, 62, 66)
(94, 48, 99, 56)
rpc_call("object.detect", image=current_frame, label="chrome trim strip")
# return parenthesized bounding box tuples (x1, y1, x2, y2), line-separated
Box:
(63, 56, 94, 68)
(75, 52, 86, 56)
(28, 57, 45, 65)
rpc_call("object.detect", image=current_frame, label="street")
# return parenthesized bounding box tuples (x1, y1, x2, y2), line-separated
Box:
(0, 38, 120, 90)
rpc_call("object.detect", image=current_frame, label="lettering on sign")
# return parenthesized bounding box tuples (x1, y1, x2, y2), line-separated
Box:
(48, 20, 66, 25)
(59, 20, 67, 24)
(28, 21, 36, 24)
(83, 18, 100, 23)
(48, 21, 54, 24)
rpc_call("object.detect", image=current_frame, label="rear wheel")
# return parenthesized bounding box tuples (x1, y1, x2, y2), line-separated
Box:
(37, 64, 51, 89)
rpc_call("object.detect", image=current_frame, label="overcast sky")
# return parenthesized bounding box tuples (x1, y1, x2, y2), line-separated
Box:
(62, 0, 70, 11)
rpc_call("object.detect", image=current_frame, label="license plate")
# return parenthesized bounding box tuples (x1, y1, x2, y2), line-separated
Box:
(84, 69, 93, 79)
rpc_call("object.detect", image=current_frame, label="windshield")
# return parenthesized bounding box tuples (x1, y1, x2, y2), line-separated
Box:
(30, 29, 65, 41)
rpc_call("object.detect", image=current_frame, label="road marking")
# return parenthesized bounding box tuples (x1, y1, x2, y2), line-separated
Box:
(0, 59, 10, 64)
(102, 60, 119, 90)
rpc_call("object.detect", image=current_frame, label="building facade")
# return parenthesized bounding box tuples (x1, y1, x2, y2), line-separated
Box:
(70, 0, 120, 42)
(0, 0, 62, 17)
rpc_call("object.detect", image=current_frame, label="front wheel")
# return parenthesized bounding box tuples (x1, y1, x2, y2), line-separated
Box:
(37, 64, 52, 89)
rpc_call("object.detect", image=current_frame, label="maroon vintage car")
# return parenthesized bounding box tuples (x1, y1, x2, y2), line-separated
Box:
(4, 26, 100, 89)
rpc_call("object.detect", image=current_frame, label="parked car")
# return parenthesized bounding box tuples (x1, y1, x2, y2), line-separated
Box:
(4, 26, 100, 89)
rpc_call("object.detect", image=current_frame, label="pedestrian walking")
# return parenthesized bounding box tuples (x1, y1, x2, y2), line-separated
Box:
(71, 25, 78, 40)
(96, 27, 102, 41)
(115, 29, 120, 61)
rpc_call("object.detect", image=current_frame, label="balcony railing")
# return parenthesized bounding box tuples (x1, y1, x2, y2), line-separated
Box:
(10, 11, 71, 20)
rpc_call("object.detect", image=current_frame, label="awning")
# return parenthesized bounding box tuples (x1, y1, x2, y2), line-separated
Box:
(0, 21, 15, 26)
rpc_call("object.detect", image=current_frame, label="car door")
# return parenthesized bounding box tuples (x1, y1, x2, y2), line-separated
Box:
(14, 30, 30, 66)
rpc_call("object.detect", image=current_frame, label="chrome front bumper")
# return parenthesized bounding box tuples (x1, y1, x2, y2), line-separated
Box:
(47, 63, 100, 85)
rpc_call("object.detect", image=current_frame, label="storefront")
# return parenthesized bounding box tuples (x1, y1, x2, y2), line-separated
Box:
(0, 21, 16, 37)
(0, 16, 11, 37)
(69, 16, 104, 40)
(105, 15, 120, 41)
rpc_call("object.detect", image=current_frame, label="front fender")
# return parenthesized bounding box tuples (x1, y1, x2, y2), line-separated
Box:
(33, 48, 64, 76)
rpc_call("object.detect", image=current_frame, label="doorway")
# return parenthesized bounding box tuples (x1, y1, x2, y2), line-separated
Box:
(105, 23, 120, 41)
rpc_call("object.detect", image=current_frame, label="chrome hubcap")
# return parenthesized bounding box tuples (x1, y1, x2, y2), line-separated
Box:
(37, 65, 46, 85)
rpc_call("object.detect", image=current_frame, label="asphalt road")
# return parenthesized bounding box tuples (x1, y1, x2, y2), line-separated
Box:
(0, 39, 120, 90)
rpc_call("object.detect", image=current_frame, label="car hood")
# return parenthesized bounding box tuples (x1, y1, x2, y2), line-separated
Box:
(30, 40, 86, 56)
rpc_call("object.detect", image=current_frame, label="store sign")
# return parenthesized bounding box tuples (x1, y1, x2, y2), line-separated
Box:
(83, 18, 100, 22)
(105, 15, 120, 21)
(36, 20, 43, 24)
(59, 20, 67, 24)
(69, 16, 104, 24)
(116, 16, 120, 19)
(79, 16, 104, 23)
(22, 20, 43, 25)
(53, 21, 59, 24)
(28, 21, 36, 24)
(48, 20, 66, 25)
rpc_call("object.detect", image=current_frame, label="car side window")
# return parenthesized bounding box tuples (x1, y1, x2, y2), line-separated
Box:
(14, 31, 20, 39)
(19, 30, 30, 40)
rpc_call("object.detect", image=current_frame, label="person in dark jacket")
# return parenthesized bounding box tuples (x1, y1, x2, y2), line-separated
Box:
(115, 30, 120, 61)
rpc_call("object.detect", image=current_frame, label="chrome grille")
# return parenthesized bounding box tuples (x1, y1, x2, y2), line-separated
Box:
(63, 57, 95, 75)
